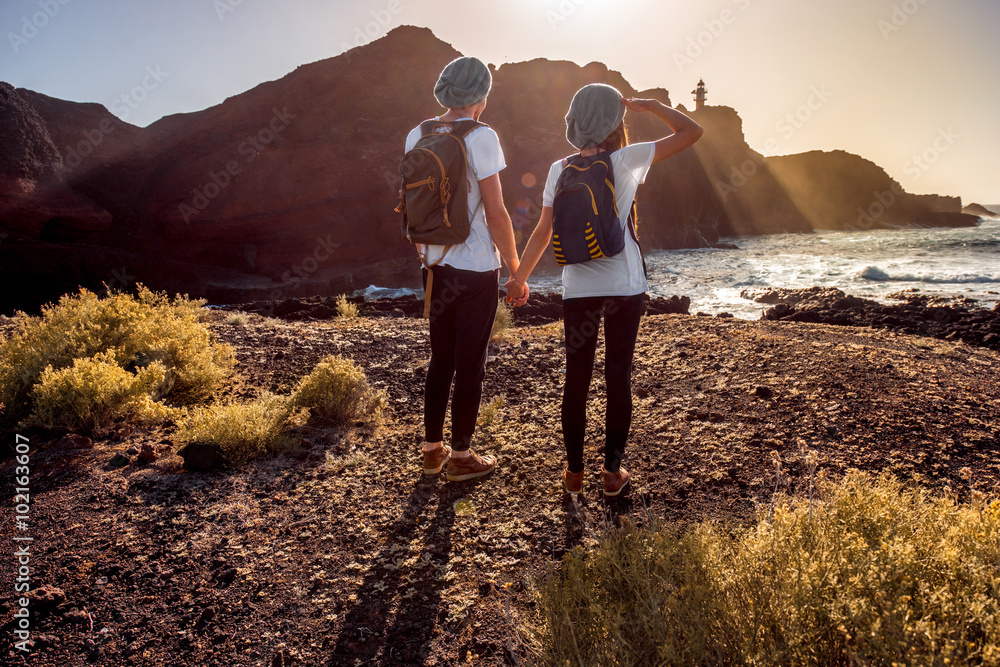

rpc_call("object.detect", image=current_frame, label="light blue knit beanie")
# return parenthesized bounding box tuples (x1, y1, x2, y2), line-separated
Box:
(434, 56, 492, 109)
(566, 83, 626, 150)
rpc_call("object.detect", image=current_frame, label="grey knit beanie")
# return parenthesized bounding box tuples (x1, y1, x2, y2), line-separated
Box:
(434, 56, 492, 109)
(565, 83, 626, 150)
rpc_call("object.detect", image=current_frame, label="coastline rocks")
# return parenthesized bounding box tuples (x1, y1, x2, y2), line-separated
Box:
(222, 292, 692, 326)
(750, 287, 1000, 350)
(962, 203, 999, 219)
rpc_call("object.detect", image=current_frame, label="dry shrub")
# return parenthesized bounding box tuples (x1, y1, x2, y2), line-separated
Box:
(290, 355, 385, 427)
(175, 393, 299, 464)
(0, 286, 234, 427)
(335, 294, 360, 319)
(530, 471, 1000, 666)
(28, 351, 175, 435)
(491, 298, 513, 341)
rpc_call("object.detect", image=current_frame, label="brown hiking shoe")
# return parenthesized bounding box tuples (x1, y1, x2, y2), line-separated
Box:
(602, 467, 630, 496)
(422, 445, 451, 475)
(563, 470, 584, 495)
(446, 450, 496, 482)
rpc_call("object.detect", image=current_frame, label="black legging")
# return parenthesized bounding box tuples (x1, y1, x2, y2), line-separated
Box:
(561, 294, 644, 474)
(423, 264, 499, 452)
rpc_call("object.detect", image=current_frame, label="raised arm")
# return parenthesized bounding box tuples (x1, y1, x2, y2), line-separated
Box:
(479, 172, 520, 275)
(624, 98, 703, 163)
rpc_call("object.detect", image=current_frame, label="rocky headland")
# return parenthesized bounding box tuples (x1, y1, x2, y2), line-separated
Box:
(0, 26, 979, 313)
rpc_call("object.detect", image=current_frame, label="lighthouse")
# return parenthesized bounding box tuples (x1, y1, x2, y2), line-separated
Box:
(692, 79, 707, 110)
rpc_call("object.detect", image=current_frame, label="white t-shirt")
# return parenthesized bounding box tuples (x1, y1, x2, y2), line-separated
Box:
(404, 118, 506, 273)
(542, 142, 656, 299)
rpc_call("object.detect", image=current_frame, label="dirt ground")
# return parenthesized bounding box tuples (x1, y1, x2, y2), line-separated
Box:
(3, 306, 999, 666)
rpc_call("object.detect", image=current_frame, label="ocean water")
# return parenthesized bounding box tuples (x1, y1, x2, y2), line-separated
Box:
(359, 218, 1000, 320)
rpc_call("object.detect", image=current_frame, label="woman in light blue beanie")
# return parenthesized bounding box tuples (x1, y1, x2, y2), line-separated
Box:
(507, 83, 704, 498)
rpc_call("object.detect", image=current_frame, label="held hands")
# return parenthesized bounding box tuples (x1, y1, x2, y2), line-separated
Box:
(504, 278, 529, 307)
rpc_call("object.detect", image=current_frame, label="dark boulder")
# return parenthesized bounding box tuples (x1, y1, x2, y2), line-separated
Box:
(177, 442, 231, 472)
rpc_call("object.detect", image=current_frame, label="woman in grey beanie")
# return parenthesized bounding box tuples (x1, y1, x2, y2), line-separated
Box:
(507, 83, 703, 497)
(407, 55, 521, 482)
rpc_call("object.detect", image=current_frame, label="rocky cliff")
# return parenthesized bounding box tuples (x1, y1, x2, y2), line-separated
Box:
(0, 26, 979, 313)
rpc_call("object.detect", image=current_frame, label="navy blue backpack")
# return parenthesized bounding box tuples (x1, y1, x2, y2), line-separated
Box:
(551, 151, 638, 265)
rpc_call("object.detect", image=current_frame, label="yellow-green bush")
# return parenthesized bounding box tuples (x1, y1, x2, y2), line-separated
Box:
(174, 393, 299, 464)
(0, 286, 234, 427)
(28, 351, 175, 435)
(290, 354, 385, 427)
(530, 472, 1000, 666)
(335, 294, 360, 319)
(491, 298, 513, 341)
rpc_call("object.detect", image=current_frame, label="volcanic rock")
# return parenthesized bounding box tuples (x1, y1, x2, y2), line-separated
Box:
(27, 585, 67, 609)
(177, 442, 231, 471)
(52, 433, 94, 451)
(755, 287, 1000, 350)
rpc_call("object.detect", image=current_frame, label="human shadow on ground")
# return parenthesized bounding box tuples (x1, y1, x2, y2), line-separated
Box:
(329, 473, 496, 664)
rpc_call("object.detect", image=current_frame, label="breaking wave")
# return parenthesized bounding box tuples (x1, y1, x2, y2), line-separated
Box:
(859, 266, 1000, 284)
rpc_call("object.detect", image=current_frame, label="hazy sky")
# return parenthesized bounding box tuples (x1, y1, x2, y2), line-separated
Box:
(2, 0, 998, 204)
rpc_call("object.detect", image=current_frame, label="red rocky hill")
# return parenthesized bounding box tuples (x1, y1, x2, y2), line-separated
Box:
(0, 26, 978, 312)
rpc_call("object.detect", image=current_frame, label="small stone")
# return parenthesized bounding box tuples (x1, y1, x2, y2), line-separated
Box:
(109, 453, 131, 468)
(199, 606, 217, 624)
(53, 433, 94, 451)
(28, 585, 67, 608)
(177, 442, 231, 472)
(754, 386, 774, 400)
(215, 568, 238, 583)
(64, 607, 90, 625)
(135, 443, 158, 464)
